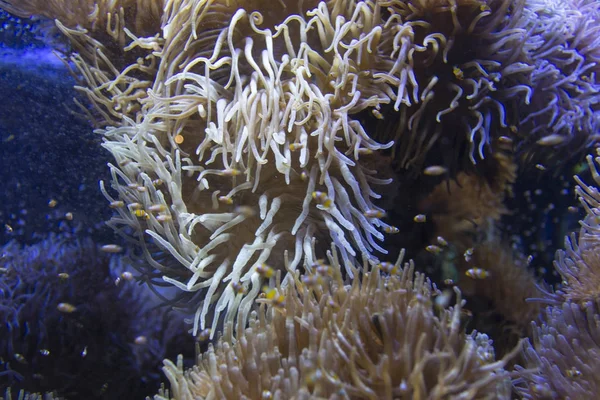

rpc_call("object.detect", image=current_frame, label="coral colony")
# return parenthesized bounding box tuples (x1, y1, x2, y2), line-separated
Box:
(0, 0, 599, 398)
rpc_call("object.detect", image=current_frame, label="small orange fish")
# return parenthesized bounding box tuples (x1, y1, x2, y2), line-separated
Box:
(423, 166, 447, 176)
(133, 209, 149, 219)
(364, 209, 386, 218)
(537, 134, 565, 146)
(257, 264, 275, 278)
(312, 191, 332, 209)
(426, 245, 442, 254)
(57, 302, 77, 313)
(231, 281, 247, 294)
(384, 226, 399, 234)
(414, 214, 427, 223)
(101, 244, 123, 253)
(465, 268, 489, 279)
(378, 261, 398, 274)
(109, 201, 125, 208)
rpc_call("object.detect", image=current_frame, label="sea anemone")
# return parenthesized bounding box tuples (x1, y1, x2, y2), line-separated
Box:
(552, 153, 600, 305)
(367, 0, 600, 172)
(514, 300, 600, 399)
(368, 0, 533, 167)
(155, 248, 518, 399)
(515, 0, 600, 170)
(0, 234, 191, 398)
(513, 152, 600, 398)
(97, 0, 424, 337)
